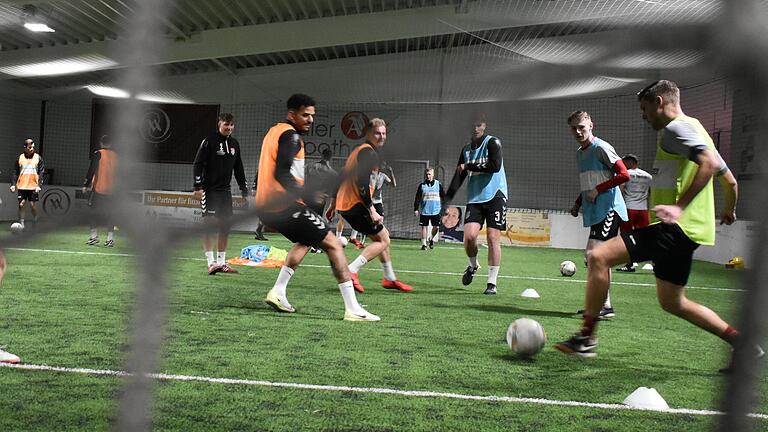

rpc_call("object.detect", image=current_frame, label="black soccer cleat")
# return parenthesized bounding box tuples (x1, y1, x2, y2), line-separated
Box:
(483, 283, 497, 295)
(554, 334, 598, 358)
(428, 240, 434, 249)
(420, 245, 427, 250)
(462, 266, 478, 286)
(576, 306, 615, 320)
(599, 306, 615, 320)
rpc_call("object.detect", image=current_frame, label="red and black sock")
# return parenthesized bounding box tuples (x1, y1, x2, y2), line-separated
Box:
(722, 326, 740, 346)
(580, 314, 599, 338)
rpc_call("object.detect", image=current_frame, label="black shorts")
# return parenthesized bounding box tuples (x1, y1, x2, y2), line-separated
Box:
(307, 201, 326, 219)
(17, 189, 39, 202)
(419, 214, 441, 227)
(338, 203, 385, 236)
(621, 223, 700, 286)
(201, 190, 233, 218)
(373, 202, 384, 217)
(464, 195, 507, 230)
(259, 205, 330, 247)
(588, 210, 621, 241)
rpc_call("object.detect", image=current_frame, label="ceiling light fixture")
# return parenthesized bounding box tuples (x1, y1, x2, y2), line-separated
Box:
(22, 4, 55, 32)
(0, 54, 118, 77)
(86, 85, 131, 99)
(24, 23, 55, 32)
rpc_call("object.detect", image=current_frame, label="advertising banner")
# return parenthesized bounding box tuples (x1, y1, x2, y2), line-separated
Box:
(91, 100, 219, 163)
(475, 209, 551, 247)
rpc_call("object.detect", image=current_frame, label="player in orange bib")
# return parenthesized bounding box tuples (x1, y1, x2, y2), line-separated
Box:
(82, 135, 118, 247)
(10, 139, 45, 228)
(255, 94, 379, 321)
(332, 118, 413, 293)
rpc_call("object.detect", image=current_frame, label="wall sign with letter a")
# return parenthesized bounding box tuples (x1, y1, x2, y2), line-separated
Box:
(90, 99, 219, 163)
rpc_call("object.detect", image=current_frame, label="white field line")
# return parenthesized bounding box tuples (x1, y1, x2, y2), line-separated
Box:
(7, 247, 742, 293)
(1, 362, 765, 419)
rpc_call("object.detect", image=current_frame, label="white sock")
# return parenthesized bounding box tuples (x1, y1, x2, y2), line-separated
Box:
(107, 231, 114, 241)
(90, 228, 98, 239)
(421, 237, 427, 246)
(336, 230, 343, 238)
(468, 256, 478, 269)
(273, 266, 295, 298)
(205, 251, 215, 266)
(217, 252, 226, 265)
(488, 266, 500, 285)
(381, 261, 397, 281)
(350, 230, 358, 240)
(349, 255, 368, 273)
(339, 280, 361, 311)
(604, 269, 613, 308)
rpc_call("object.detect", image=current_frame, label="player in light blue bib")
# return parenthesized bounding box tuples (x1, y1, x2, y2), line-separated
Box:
(568, 111, 629, 320)
(445, 119, 508, 295)
(414, 167, 445, 250)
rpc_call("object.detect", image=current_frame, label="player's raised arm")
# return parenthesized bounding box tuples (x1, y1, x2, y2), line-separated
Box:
(714, 152, 738, 225)
(274, 129, 306, 200)
(464, 137, 502, 173)
(445, 151, 468, 202)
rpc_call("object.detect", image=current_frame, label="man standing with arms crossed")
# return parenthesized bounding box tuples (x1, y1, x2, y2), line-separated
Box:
(193, 113, 249, 275)
(256, 94, 379, 321)
(10, 139, 45, 229)
(568, 111, 630, 319)
(414, 167, 444, 250)
(555, 80, 760, 373)
(445, 119, 508, 295)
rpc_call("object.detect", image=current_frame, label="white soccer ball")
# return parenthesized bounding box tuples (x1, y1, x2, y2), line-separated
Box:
(9, 222, 23, 234)
(339, 236, 348, 247)
(506, 318, 547, 357)
(560, 260, 576, 277)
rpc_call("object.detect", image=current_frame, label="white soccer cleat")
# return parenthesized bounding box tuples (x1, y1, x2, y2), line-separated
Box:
(0, 348, 20, 364)
(343, 308, 381, 322)
(264, 289, 296, 313)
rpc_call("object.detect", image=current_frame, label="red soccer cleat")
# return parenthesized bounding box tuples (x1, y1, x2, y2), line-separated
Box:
(382, 279, 413, 292)
(350, 238, 365, 249)
(219, 264, 239, 274)
(208, 263, 222, 275)
(350, 272, 365, 293)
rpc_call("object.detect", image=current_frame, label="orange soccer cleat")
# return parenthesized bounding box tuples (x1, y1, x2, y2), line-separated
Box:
(350, 272, 365, 293)
(382, 279, 413, 292)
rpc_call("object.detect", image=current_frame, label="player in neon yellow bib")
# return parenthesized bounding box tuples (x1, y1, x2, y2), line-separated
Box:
(556, 80, 761, 373)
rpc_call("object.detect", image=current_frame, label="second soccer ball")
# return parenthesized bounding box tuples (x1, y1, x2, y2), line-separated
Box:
(560, 260, 576, 277)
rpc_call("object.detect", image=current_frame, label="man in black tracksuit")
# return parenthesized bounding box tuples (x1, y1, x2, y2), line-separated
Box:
(193, 112, 248, 275)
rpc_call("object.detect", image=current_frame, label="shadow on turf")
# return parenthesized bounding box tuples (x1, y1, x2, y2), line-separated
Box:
(427, 302, 574, 318)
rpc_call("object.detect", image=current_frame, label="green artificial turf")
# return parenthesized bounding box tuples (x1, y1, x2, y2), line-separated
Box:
(0, 230, 764, 431)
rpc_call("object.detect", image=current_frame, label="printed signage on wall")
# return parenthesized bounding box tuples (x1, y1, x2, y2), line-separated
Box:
(90, 99, 220, 164)
(475, 209, 552, 247)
